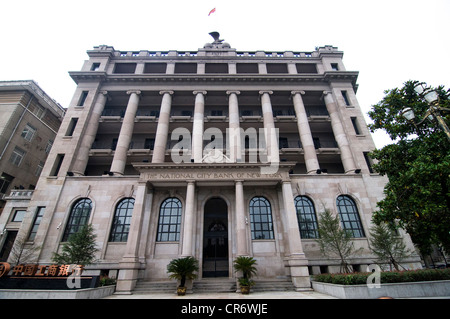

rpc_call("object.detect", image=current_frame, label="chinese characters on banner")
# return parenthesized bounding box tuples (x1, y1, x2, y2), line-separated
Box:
(0, 262, 84, 278)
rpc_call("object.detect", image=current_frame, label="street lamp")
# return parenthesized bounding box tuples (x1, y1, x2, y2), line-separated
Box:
(401, 82, 450, 142)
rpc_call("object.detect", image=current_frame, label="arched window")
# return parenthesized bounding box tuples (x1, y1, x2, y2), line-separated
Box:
(295, 196, 319, 239)
(63, 198, 92, 241)
(156, 197, 182, 242)
(336, 195, 365, 238)
(249, 196, 274, 240)
(109, 198, 135, 242)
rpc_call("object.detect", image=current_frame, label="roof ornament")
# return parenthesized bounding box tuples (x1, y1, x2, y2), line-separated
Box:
(209, 31, 224, 44)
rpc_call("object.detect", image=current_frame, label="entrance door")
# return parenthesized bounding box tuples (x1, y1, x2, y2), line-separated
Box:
(203, 198, 229, 277)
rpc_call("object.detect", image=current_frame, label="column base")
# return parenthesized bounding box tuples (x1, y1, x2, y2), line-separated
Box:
(115, 258, 142, 294)
(287, 254, 311, 289)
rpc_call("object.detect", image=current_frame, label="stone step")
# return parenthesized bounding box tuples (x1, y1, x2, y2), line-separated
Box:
(251, 280, 295, 292)
(133, 281, 178, 294)
(193, 279, 237, 293)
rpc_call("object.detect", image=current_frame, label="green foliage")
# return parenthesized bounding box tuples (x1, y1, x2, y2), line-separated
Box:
(233, 256, 258, 280)
(313, 268, 450, 285)
(99, 276, 117, 286)
(316, 210, 358, 273)
(369, 222, 410, 271)
(367, 80, 450, 256)
(167, 256, 199, 287)
(52, 224, 98, 265)
(238, 277, 255, 287)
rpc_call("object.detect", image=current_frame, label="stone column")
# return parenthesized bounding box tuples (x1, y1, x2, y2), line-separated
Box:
(152, 91, 174, 163)
(116, 182, 153, 294)
(323, 91, 357, 173)
(291, 91, 320, 174)
(227, 91, 241, 162)
(72, 90, 108, 175)
(192, 91, 206, 163)
(259, 91, 280, 163)
(181, 180, 196, 257)
(281, 181, 310, 290)
(110, 90, 141, 175)
(235, 180, 248, 256)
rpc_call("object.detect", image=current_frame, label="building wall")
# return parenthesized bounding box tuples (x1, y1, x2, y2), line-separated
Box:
(0, 42, 421, 291)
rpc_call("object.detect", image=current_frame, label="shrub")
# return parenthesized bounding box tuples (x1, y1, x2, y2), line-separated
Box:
(313, 268, 450, 285)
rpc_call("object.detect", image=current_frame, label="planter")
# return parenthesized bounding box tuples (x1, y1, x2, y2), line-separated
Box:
(177, 286, 187, 296)
(240, 286, 250, 294)
(312, 280, 450, 299)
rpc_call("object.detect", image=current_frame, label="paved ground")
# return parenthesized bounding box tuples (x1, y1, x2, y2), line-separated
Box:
(104, 290, 336, 299)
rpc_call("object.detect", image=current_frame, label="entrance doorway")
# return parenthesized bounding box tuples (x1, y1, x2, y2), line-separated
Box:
(203, 197, 229, 278)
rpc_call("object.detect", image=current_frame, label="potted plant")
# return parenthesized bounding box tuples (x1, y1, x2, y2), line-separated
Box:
(233, 256, 257, 294)
(167, 256, 199, 296)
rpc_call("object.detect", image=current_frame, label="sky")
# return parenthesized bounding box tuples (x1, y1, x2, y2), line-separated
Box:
(1, 0, 449, 148)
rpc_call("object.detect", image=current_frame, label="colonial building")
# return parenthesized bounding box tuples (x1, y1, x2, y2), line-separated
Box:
(0, 34, 420, 293)
(0, 80, 64, 261)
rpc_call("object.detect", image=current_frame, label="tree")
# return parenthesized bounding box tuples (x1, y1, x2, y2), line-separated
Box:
(316, 209, 358, 273)
(167, 256, 199, 288)
(9, 234, 40, 265)
(52, 224, 98, 265)
(369, 222, 410, 271)
(367, 80, 450, 258)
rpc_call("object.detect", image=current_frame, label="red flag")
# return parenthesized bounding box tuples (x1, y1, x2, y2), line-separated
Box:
(208, 8, 216, 16)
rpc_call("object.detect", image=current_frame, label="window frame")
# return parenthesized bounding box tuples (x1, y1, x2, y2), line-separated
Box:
(156, 197, 182, 242)
(295, 196, 319, 239)
(336, 195, 365, 238)
(249, 196, 274, 240)
(62, 198, 92, 242)
(109, 198, 135, 242)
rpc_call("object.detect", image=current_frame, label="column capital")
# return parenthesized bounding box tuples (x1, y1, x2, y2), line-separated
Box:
(159, 90, 174, 96)
(127, 90, 142, 96)
(234, 179, 244, 184)
(99, 90, 108, 96)
(186, 180, 196, 185)
(226, 90, 241, 95)
(322, 90, 332, 97)
(259, 90, 273, 95)
(291, 90, 305, 96)
(193, 90, 207, 95)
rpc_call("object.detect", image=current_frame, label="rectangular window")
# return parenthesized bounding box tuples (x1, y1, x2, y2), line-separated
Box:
(266, 63, 288, 74)
(363, 152, 374, 173)
(90, 63, 100, 71)
(236, 63, 259, 74)
(35, 161, 44, 177)
(78, 91, 89, 106)
(296, 63, 318, 74)
(50, 154, 65, 176)
(12, 209, 26, 222)
(331, 63, 339, 71)
(351, 117, 361, 135)
(143, 63, 167, 74)
(10, 147, 26, 166)
(113, 63, 137, 74)
(174, 63, 197, 74)
(0, 173, 14, 195)
(28, 207, 45, 241)
(21, 123, 36, 142)
(65, 118, 78, 136)
(205, 63, 228, 73)
(45, 140, 53, 154)
(342, 91, 351, 106)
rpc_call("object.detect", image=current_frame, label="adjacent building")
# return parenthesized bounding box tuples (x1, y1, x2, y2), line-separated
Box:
(0, 34, 420, 293)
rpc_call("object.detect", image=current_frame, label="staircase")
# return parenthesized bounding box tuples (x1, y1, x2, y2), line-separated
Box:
(193, 279, 237, 293)
(132, 278, 295, 294)
(133, 281, 178, 294)
(251, 279, 296, 292)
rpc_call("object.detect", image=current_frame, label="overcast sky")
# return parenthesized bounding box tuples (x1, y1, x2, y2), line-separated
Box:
(1, 0, 449, 148)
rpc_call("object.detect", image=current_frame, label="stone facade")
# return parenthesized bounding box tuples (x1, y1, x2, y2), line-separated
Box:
(0, 35, 421, 293)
